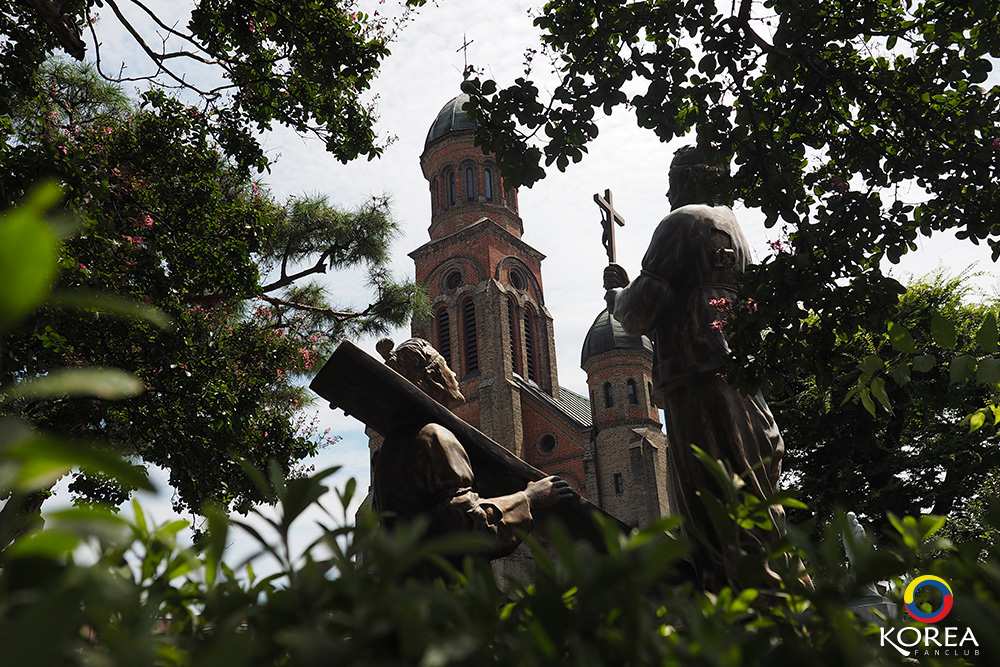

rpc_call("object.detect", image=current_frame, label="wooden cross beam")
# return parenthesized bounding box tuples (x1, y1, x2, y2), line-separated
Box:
(594, 188, 625, 264)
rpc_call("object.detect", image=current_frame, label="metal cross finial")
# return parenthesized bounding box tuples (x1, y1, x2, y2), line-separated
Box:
(594, 189, 625, 264)
(457, 33, 474, 79)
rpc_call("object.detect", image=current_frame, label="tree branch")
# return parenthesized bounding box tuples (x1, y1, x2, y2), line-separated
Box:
(259, 294, 371, 321)
(23, 0, 86, 60)
(260, 253, 330, 294)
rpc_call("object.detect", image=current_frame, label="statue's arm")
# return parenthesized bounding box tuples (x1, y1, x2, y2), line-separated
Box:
(416, 424, 536, 556)
(608, 269, 674, 336)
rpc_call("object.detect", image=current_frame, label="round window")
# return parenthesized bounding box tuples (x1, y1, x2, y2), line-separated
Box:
(538, 434, 556, 454)
(509, 269, 525, 291)
(445, 270, 463, 290)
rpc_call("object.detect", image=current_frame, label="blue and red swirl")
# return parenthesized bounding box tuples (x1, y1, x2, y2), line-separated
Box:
(904, 575, 953, 623)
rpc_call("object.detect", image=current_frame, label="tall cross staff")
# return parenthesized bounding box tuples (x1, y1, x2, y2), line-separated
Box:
(457, 33, 474, 79)
(594, 189, 625, 263)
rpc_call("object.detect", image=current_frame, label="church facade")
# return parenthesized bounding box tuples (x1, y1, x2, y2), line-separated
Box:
(374, 91, 673, 529)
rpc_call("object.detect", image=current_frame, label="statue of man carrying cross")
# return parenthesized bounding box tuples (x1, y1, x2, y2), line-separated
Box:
(599, 145, 788, 590)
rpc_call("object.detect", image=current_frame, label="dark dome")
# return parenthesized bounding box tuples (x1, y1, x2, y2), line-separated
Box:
(581, 309, 652, 366)
(425, 93, 476, 148)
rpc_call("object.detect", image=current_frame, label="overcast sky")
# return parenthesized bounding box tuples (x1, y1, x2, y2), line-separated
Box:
(63, 0, 998, 559)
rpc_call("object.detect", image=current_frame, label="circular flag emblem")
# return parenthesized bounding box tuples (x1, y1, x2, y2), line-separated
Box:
(904, 575, 953, 623)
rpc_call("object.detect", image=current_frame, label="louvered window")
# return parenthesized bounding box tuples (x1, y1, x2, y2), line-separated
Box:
(462, 298, 478, 375)
(436, 308, 451, 368)
(523, 309, 536, 382)
(507, 297, 520, 375)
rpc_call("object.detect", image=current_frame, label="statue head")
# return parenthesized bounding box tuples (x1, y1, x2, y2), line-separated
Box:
(377, 337, 465, 409)
(667, 145, 730, 209)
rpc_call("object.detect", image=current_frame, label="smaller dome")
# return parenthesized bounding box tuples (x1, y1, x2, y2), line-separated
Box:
(581, 309, 652, 366)
(425, 93, 477, 148)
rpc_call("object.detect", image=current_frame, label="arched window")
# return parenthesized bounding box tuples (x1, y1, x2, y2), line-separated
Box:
(603, 382, 613, 408)
(448, 171, 456, 205)
(465, 167, 475, 200)
(485, 168, 493, 201)
(627, 379, 638, 405)
(523, 308, 537, 382)
(507, 296, 521, 375)
(436, 307, 451, 368)
(431, 178, 438, 214)
(648, 381, 655, 408)
(462, 297, 478, 375)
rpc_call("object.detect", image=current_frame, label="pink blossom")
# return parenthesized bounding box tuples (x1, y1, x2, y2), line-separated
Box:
(708, 297, 730, 309)
(126, 235, 143, 246)
(140, 215, 154, 228)
(710, 320, 725, 332)
(57, 145, 67, 155)
(993, 138, 1000, 150)
(103, 127, 113, 135)
(77, 263, 88, 271)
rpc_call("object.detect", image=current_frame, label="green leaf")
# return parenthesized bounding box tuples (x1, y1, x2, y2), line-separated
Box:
(977, 313, 998, 353)
(1, 368, 145, 403)
(0, 183, 62, 330)
(949, 355, 977, 385)
(968, 410, 987, 433)
(860, 387, 876, 417)
(931, 313, 957, 349)
(890, 363, 911, 387)
(6, 529, 81, 559)
(859, 354, 884, 378)
(870, 377, 892, 413)
(5, 434, 153, 492)
(45, 506, 130, 543)
(977, 357, 1000, 385)
(888, 321, 917, 353)
(765, 490, 809, 510)
(912, 354, 936, 373)
(48, 290, 173, 329)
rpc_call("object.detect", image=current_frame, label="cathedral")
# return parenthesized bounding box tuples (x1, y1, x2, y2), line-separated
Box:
(371, 90, 673, 530)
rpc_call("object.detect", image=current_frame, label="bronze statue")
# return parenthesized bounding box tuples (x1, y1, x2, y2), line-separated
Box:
(371, 338, 573, 568)
(603, 145, 786, 589)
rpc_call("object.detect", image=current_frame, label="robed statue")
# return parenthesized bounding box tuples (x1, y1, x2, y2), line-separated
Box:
(604, 145, 787, 589)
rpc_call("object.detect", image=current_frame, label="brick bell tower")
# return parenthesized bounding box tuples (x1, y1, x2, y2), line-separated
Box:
(581, 310, 671, 528)
(409, 91, 562, 459)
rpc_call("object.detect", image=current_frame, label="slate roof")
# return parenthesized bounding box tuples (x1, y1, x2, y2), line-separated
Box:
(512, 376, 593, 429)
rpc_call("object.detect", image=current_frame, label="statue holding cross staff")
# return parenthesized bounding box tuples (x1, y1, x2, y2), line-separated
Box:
(601, 145, 790, 590)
